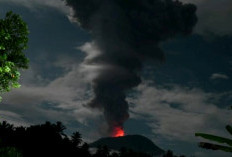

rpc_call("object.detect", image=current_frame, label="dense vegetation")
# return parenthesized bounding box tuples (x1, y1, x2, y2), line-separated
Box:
(0, 11, 29, 102)
(0, 121, 185, 157)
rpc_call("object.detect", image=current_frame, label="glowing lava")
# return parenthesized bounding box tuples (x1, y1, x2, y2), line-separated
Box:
(112, 126, 125, 137)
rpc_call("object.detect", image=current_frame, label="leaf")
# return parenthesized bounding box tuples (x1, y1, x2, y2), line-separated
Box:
(12, 82, 21, 88)
(0, 54, 7, 61)
(0, 45, 5, 50)
(226, 125, 232, 136)
(15, 71, 20, 77)
(3, 66, 11, 73)
(195, 133, 232, 146)
(199, 142, 232, 152)
(4, 33, 11, 40)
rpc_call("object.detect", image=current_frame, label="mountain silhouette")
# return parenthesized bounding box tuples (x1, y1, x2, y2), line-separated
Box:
(90, 135, 165, 156)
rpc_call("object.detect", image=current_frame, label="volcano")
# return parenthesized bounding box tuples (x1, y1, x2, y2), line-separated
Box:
(90, 135, 165, 156)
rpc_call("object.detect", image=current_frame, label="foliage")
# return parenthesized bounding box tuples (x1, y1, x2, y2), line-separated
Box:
(0, 147, 23, 157)
(195, 125, 232, 153)
(0, 11, 29, 101)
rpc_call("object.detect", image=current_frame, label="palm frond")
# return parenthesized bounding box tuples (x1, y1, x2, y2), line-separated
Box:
(226, 125, 232, 136)
(195, 133, 232, 146)
(199, 142, 232, 152)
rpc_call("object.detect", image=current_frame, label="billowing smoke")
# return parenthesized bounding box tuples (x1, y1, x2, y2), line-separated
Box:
(65, 0, 197, 135)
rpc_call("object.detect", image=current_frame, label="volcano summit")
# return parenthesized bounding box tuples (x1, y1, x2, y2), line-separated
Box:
(90, 135, 165, 156)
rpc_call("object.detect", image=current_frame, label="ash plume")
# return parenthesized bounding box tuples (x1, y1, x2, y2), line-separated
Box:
(65, 0, 197, 135)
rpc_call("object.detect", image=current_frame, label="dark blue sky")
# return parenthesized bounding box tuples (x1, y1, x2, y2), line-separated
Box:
(0, 0, 232, 156)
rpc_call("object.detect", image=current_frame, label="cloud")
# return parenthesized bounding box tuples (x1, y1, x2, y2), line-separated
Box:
(1, 56, 100, 126)
(181, 0, 232, 35)
(0, 5, 101, 140)
(0, 0, 70, 14)
(0, 57, 106, 141)
(210, 73, 229, 80)
(128, 81, 232, 142)
(0, 110, 30, 127)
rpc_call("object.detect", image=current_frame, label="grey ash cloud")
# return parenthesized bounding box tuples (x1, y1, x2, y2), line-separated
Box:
(65, 0, 197, 135)
(182, 0, 232, 35)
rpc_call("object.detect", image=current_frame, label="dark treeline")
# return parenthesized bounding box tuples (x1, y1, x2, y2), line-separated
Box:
(0, 121, 185, 157)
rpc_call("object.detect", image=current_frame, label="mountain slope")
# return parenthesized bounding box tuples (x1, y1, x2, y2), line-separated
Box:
(90, 135, 164, 156)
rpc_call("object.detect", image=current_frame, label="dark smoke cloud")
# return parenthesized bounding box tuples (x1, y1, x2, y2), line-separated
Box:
(65, 0, 197, 135)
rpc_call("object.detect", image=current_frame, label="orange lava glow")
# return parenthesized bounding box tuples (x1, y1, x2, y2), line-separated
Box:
(112, 127, 125, 137)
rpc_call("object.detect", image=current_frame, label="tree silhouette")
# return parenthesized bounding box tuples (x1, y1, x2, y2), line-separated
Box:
(71, 131, 82, 147)
(0, 121, 14, 146)
(163, 150, 174, 157)
(0, 11, 29, 102)
(111, 152, 120, 157)
(0, 121, 22, 157)
(0, 121, 87, 157)
(0, 121, 13, 130)
(119, 147, 152, 157)
(79, 142, 91, 157)
(162, 150, 186, 157)
(55, 121, 66, 136)
(93, 145, 110, 157)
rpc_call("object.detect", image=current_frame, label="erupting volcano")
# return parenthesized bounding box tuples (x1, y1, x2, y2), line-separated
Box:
(112, 126, 125, 137)
(65, 0, 197, 136)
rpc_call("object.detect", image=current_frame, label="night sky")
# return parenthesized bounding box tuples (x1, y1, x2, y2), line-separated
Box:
(0, 0, 232, 156)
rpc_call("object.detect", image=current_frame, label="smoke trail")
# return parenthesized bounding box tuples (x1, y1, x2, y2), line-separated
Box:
(65, 0, 197, 135)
